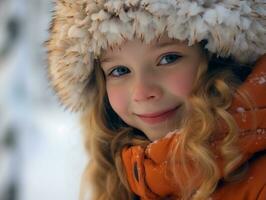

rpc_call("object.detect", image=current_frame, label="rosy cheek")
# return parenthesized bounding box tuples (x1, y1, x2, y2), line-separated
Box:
(107, 86, 128, 117)
(166, 69, 196, 97)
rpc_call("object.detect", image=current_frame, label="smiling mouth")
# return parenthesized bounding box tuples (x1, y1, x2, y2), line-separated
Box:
(136, 106, 180, 124)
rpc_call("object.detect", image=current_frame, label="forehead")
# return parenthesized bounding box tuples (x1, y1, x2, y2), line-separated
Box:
(101, 34, 187, 59)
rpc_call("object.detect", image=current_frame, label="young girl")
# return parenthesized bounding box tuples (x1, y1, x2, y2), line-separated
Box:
(46, 0, 266, 199)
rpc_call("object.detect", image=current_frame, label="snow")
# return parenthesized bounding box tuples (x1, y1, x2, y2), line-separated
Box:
(236, 107, 245, 113)
(258, 76, 266, 85)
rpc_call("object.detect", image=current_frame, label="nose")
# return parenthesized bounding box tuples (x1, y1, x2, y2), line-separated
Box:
(132, 77, 163, 102)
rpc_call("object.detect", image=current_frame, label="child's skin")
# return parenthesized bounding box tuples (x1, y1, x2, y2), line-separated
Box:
(101, 35, 208, 141)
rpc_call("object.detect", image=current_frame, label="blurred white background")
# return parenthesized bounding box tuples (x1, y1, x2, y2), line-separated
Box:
(0, 0, 88, 200)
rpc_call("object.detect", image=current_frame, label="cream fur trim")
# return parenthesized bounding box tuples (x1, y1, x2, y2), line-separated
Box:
(46, 0, 266, 112)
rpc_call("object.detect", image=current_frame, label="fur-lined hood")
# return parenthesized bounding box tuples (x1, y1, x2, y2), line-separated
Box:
(46, 0, 266, 112)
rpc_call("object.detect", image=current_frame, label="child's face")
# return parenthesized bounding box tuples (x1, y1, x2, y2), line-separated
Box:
(101, 35, 206, 141)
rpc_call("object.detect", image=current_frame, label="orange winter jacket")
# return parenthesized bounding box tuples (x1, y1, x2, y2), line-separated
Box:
(122, 55, 266, 200)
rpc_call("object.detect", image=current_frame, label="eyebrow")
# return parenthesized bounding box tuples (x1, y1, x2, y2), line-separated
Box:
(101, 56, 119, 63)
(154, 40, 177, 48)
(101, 41, 178, 63)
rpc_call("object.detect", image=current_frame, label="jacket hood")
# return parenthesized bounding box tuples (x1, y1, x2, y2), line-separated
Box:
(121, 55, 266, 199)
(46, 0, 266, 112)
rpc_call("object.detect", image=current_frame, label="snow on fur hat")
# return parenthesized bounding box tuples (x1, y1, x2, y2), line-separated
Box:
(46, 0, 266, 112)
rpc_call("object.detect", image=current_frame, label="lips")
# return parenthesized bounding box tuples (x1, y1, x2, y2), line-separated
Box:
(136, 106, 180, 124)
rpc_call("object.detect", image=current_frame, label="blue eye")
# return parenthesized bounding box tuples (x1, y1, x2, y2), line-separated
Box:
(109, 66, 130, 77)
(159, 53, 181, 65)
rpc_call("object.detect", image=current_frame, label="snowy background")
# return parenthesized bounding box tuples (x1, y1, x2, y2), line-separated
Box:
(0, 0, 88, 200)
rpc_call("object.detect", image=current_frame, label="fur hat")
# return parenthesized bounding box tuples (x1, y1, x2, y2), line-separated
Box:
(46, 0, 266, 112)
